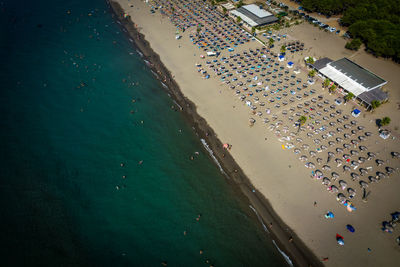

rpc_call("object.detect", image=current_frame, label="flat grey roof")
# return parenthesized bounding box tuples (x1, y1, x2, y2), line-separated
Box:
(358, 88, 388, 105)
(236, 6, 278, 26)
(329, 58, 386, 90)
(311, 57, 332, 71)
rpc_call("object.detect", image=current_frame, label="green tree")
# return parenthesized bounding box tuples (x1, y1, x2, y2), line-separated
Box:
(344, 92, 355, 102)
(280, 45, 286, 54)
(370, 100, 381, 110)
(306, 57, 315, 64)
(345, 38, 362, 51)
(222, 6, 227, 15)
(308, 69, 316, 77)
(236, 16, 242, 24)
(329, 84, 337, 93)
(268, 38, 275, 47)
(251, 27, 256, 34)
(381, 116, 391, 126)
(236, 0, 244, 8)
(323, 78, 331, 88)
(297, 115, 307, 132)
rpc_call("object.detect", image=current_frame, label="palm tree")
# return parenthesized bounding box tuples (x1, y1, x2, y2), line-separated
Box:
(344, 92, 355, 103)
(306, 57, 315, 64)
(323, 78, 330, 88)
(268, 38, 275, 48)
(329, 84, 337, 94)
(280, 45, 286, 54)
(370, 100, 381, 110)
(297, 115, 307, 132)
(381, 116, 391, 126)
(308, 69, 316, 78)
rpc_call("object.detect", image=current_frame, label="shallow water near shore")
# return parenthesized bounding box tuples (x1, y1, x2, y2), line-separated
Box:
(0, 0, 286, 266)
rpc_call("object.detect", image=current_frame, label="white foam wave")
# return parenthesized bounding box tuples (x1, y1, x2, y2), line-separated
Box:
(272, 240, 294, 267)
(249, 205, 269, 233)
(136, 49, 143, 57)
(200, 139, 227, 176)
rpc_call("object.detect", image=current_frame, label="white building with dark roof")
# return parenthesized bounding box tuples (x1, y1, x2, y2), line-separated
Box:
(230, 4, 278, 27)
(311, 57, 388, 108)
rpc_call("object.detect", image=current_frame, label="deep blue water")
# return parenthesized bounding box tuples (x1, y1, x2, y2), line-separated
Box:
(0, 0, 285, 266)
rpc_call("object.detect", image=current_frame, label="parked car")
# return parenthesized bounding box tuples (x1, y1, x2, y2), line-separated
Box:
(335, 30, 341, 34)
(329, 27, 336, 33)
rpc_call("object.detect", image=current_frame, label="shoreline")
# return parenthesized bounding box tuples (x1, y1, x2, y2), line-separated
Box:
(108, 1, 322, 266)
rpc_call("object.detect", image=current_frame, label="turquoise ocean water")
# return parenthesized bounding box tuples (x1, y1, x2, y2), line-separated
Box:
(0, 0, 286, 266)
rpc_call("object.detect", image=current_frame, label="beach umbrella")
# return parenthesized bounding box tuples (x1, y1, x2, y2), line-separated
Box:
(360, 180, 369, 188)
(369, 176, 378, 183)
(376, 159, 384, 166)
(351, 140, 359, 145)
(313, 139, 321, 144)
(315, 170, 323, 177)
(335, 158, 343, 167)
(328, 141, 335, 147)
(337, 118, 343, 123)
(299, 155, 308, 161)
(321, 145, 328, 151)
(331, 172, 339, 180)
(351, 130, 358, 135)
(307, 133, 313, 138)
(367, 152, 376, 160)
(322, 177, 331, 185)
(359, 168, 368, 176)
(347, 188, 356, 197)
(339, 180, 348, 190)
(350, 120, 357, 125)
(325, 211, 335, 218)
(359, 146, 367, 151)
(302, 144, 310, 150)
(316, 158, 323, 165)
(336, 137, 343, 143)
(376, 171, 387, 179)
(391, 152, 400, 158)
(309, 151, 317, 157)
(386, 167, 395, 175)
(343, 143, 351, 149)
(350, 150, 359, 156)
(358, 135, 366, 141)
(329, 185, 339, 193)
(321, 135, 328, 140)
(305, 162, 315, 168)
(337, 127, 343, 132)
(365, 132, 372, 137)
(351, 173, 360, 181)
(322, 165, 331, 171)
(343, 115, 349, 120)
(343, 165, 351, 172)
(337, 193, 346, 203)
(346, 224, 355, 233)
(344, 133, 350, 139)
(336, 147, 344, 153)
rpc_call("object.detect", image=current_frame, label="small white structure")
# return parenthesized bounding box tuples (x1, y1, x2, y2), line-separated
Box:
(206, 51, 216, 56)
(278, 54, 285, 62)
(287, 61, 294, 68)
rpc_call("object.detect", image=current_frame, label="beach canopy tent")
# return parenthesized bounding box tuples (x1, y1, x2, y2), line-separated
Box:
(278, 54, 285, 62)
(287, 61, 294, 68)
(351, 109, 361, 117)
(207, 51, 217, 56)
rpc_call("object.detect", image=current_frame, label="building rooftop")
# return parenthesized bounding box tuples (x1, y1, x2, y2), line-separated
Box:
(329, 58, 386, 90)
(311, 57, 332, 71)
(230, 4, 278, 27)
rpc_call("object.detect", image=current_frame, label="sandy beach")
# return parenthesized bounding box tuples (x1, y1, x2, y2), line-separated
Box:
(110, 0, 400, 266)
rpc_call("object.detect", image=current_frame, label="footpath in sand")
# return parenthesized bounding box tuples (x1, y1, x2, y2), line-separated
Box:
(114, 0, 400, 266)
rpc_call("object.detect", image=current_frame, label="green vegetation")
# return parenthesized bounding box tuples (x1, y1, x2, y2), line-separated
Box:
(222, 6, 227, 15)
(236, 0, 244, 8)
(236, 16, 242, 24)
(297, 116, 307, 132)
(251, 27, 256, 34)
(380, 116, 391, 126)
(280, 45, 286, 54)
(323, 78, 331, 88)
(329, 84, 337, 93)
(370, 100, 381, 110)
(344, 92, 355, 102)
(299, 0, 400, 61)
(345, 38, 362, 51)
(306, 57, 315, 64)
(308, 69, 316, 77)
(268, 38, 275, 48)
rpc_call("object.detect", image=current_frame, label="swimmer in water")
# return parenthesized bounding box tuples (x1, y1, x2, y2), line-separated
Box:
(139, 160, 143, 165)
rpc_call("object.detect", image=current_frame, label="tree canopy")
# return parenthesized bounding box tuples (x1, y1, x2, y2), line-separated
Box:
(299, 0, 400, 61)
